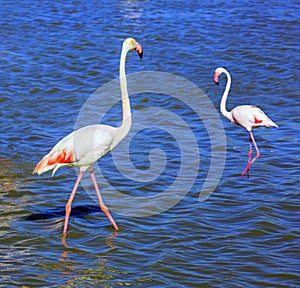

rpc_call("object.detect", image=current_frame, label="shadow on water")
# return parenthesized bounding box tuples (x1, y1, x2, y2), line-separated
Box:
(24, 204, 100, 221)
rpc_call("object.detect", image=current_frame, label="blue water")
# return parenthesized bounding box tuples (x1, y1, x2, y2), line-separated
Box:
(1, 0, 299, 287)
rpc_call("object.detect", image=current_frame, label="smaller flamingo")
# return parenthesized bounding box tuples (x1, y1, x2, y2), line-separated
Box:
(214, 67, 278, 178)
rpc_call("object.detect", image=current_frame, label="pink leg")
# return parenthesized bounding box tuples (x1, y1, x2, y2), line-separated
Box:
(250, 131, 260, 165)
(242, 134, 252, 178)
(90, 170, 119, 230)
(63, 171, 84, 234)
(241, 131, 260, 178)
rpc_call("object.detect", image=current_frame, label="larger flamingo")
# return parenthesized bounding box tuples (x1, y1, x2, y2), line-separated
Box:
(214, 67, 278, 178)
(33, 38, 143, 233)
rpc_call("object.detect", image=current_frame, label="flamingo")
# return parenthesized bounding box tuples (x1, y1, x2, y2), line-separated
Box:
(33, 38, 143, 233)
(213, 67, 278, 178)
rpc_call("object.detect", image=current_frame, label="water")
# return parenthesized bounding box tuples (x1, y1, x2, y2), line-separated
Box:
(1, 0, 299, 287)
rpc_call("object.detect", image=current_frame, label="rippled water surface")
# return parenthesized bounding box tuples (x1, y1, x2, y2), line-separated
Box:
(1, 0, 299, 287)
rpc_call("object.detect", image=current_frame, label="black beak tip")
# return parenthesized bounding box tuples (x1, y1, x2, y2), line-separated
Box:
(138, 51, 143, 60)
(214, 81, 219, 86)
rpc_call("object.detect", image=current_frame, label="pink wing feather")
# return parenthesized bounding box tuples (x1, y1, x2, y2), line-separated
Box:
(33, 148, 74, 175)
(33, 124, 118, 176)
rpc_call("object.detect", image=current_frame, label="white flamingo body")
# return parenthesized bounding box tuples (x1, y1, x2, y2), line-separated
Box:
(231, 105, 277, 131)
(34, 124, 119, 176)
(33, 38, 143, 233)
(214, 67, 278, 177)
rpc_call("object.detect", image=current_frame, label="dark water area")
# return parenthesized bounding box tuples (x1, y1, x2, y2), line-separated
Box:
(1, 0, 299, 287)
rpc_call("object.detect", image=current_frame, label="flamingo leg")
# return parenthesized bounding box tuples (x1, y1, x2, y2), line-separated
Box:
(63, 171, 84, 234)
(241, 131, 260, 178)
(89, 170, 119, 230)
(242, 132, 253, 178)
(249, 131, 260, 165)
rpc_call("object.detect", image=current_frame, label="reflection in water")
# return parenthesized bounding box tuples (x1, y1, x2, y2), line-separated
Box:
(0, 158, 17, 192)
(61, 231, 118, 249)
(58, 231, 119, 285)
(105, 231, 118, 249)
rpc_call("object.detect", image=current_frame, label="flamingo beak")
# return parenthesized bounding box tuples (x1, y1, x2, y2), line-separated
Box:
(136, 42, 143, 59)
(214, 73, 219, 86)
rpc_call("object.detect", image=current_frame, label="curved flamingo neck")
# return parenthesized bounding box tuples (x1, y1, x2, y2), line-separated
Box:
(220, 69, 233, 122)
(119, 43, 132, 132)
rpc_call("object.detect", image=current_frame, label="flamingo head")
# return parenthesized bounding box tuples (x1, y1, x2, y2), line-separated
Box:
(123, 37, 143, 59)
(214, 67, 226, 86)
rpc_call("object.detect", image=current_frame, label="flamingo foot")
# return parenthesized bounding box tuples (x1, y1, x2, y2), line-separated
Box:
(101, 205, 119, 230)
(61, 233, 67, 248)
(241, 164, 251, 179)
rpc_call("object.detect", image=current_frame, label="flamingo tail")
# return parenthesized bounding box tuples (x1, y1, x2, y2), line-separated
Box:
(264, 118, 278, 128)
(33, 149, 74, 176)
